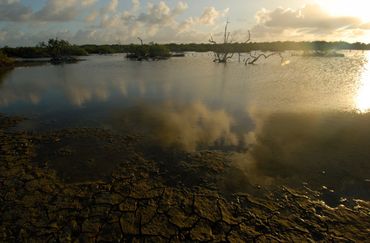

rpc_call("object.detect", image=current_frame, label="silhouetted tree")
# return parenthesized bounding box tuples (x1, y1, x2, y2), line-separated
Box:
(47, 38, 71, 59)
(209, 20, 248, 63)
(209, 21, 281, 64)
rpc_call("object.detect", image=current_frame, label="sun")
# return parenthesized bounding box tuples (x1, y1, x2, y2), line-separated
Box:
(317, 0, 370, 22)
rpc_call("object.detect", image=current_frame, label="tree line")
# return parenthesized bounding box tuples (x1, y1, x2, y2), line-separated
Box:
(1, 40, 370, 59)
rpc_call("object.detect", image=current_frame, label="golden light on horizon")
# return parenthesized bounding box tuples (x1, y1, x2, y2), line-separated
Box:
(355, 53, 370, 113)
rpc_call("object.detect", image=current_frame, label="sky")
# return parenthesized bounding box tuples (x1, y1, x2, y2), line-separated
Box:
(1, 0, 370, 46)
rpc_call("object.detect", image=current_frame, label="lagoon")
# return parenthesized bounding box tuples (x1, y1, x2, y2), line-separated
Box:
(1, 51, 369, 204)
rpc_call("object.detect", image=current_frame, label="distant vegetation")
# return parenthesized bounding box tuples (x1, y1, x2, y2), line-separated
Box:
(1, 40, 370, 58)
(2, 38, 87, 63)
(126, 43, 172, 60)
(0, 51, 14, 68)
(43, 39, 87, 64)
(80, 44, 123, 54)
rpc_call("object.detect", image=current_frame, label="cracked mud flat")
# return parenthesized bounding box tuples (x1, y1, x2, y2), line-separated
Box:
(1, 114, 369, 242)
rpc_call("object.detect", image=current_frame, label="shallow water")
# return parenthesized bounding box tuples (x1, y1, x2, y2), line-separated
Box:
(0, 52, 367, 122)
(1, 51, 369, 202)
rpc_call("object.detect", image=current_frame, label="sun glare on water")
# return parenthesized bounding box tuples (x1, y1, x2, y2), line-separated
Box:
(355, 54, 370, 113)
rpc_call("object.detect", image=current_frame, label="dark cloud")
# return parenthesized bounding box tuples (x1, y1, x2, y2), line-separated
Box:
(0, 0, 33, 21)
(0, 0, 95, 22)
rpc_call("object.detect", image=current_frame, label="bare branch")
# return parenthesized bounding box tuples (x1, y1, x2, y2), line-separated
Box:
(226, 53, 234, 61)
(244, 30, 251, 43)
(209, 21, 275, 64)
(226, 32, 231, 43)
(137, 37, 143, 45)
(245, 52, 276, 65)
(209, 35, 217, 44)
(224, 20, 229, 43)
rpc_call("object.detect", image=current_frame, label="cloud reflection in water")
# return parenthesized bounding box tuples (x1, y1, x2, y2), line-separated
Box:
(112, 102, 239, 152)
(235, 110, 370, 200)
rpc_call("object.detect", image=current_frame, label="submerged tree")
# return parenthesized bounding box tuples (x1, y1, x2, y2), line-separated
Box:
(209, 20, 246, 63)
(244, 52, 283, 65)
(209, 21, 282, 64)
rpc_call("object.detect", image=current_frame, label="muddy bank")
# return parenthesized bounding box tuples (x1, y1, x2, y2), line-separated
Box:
(0, 114, 369, 242)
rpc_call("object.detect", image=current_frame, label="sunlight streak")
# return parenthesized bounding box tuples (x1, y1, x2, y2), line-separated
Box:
(355, 53, 370, 113)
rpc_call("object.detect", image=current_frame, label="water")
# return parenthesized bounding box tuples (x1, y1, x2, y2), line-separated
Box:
(1, 51, 369, 203)
(1, 52, 366, 121)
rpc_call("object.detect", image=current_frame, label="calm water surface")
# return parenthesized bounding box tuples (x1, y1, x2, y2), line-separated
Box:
(1, 52, 369, 201)
(0, 52, 367, 121)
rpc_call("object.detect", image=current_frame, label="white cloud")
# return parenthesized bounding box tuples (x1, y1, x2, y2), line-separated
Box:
(173, 1, 188, 15)
(0, 0, 228, 45)
(97, 1, 191, 40)
(199, 7, 223, 25)
(104, 0, 118, 13)
(178, 6, 228, 33)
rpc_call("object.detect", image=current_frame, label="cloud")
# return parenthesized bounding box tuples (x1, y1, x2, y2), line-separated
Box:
(199, 6, 227, 25)
(252, 4, 370, 41)
(135, 1, 184, 27)
(81, 0, 96, 7)
(97, 1, 192, 40)
(85, 11, 99, 22)
(34, 0, 82, 21)
(0, 0, 97, 22)
(0, 0, 33, 21)
(132, 0, 140, 11)
(177, 6, 228, 33)
(257, 4, 361, 29)
(104, 0, 118, 13)
(0, 0, 227, 45)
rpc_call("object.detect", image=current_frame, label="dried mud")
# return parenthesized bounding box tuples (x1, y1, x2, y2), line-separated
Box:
(1, 114, 369, 242)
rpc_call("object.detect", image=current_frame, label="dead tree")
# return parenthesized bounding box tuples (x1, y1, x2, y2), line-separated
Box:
(137, 37, 143, 45)
(209, 21, 249, 63)
(245, 52, 283, 65)
(209, 21, 282, 64)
